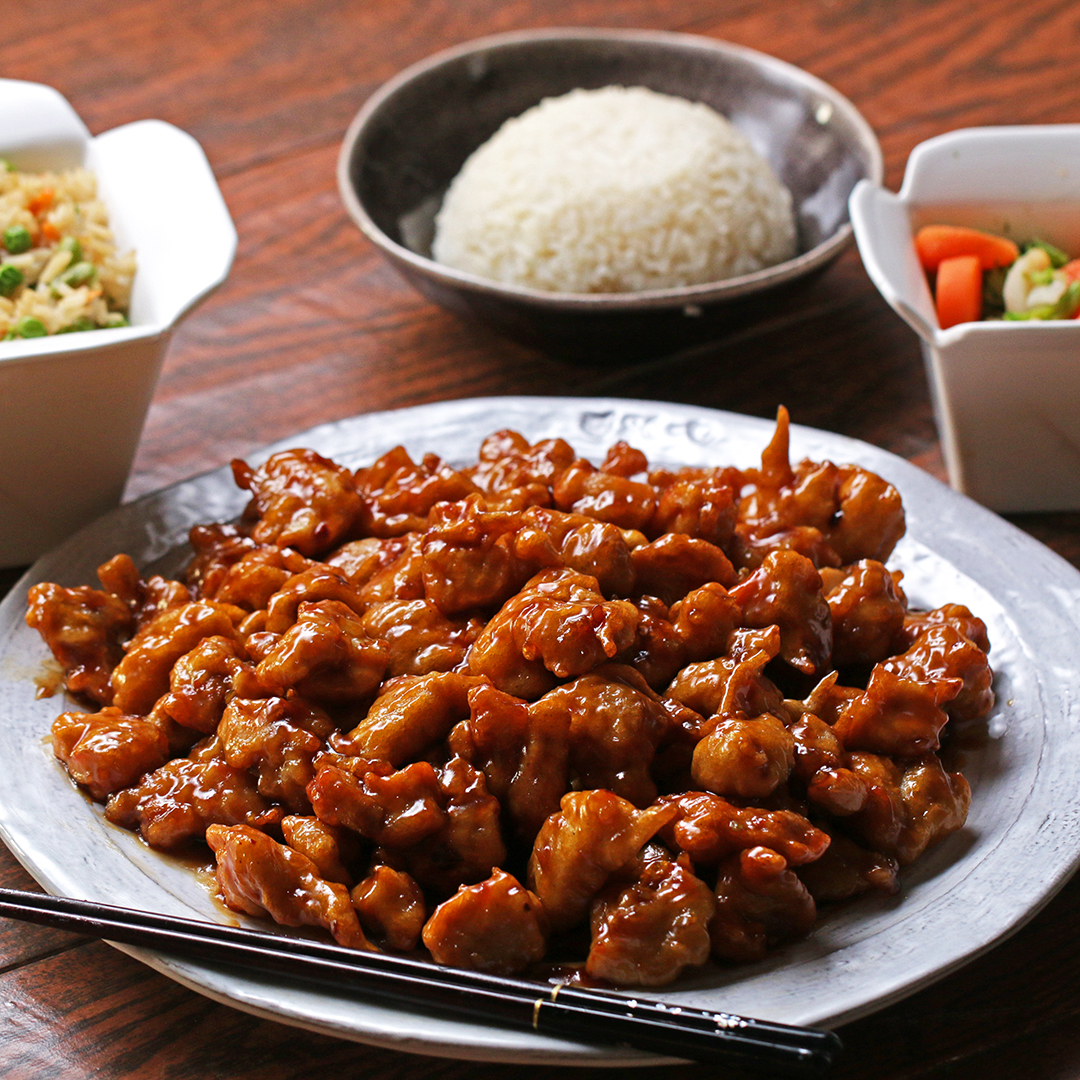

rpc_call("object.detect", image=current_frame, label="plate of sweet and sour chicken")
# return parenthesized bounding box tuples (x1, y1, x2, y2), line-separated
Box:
(22, 403, 991, 997)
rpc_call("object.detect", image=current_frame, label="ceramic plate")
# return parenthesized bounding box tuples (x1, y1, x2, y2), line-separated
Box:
(1, 397, 1078, 1066)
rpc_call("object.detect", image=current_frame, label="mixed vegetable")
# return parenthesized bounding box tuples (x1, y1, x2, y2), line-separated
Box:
(915, 224, 1080, 329)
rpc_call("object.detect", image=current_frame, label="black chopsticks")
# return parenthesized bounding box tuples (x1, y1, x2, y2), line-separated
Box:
(0, 887, 841, 1074)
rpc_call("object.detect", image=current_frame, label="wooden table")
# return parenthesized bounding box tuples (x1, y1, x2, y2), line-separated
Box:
(2, 1, 1079, 1076)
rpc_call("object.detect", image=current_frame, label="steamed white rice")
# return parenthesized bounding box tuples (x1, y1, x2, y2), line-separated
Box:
(0, 164, 136, 338)
(432, 86, 797, 294)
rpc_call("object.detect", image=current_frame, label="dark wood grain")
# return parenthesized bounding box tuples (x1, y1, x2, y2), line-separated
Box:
(3, 0, 1080, 1075)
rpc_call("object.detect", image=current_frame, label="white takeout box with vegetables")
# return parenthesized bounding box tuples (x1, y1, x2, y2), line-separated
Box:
(850, 125, 1080, 513)
(0, 79, 236, 567)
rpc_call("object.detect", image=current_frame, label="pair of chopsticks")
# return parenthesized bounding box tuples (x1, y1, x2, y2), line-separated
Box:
(0, 887, 841, 1073)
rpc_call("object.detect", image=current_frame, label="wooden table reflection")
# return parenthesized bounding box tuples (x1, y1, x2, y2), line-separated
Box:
(2, 1, 1079, 1076)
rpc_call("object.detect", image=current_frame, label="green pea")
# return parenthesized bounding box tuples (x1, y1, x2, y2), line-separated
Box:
(57, 315, 97, 334)
(3, 224, 32, 255)
(103, 312, 129, 328)
(14, 317, 47, 338)
(58, 235, 83, 263)
(0, 264, 23, 298)
(55, 261, 97, 288)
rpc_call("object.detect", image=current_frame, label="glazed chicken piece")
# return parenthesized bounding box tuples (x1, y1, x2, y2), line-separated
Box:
(233, 448, 363, 558)
(281, 815, 358, 886)
(185, 523, 260, 599)
(666, 626, 786, 720)
(587, 855, 716, 987)
(630, 533, 737, 606)
(834, 666, 962, 757)
(710, 845, 817, 963)
(828, 464, 907, 566)
(846, 752, 971, 864)
(553, 457, 657, 532)
(26, 582, 133, 705)
(110, 599, 245, 717)
(335, 671, 484, 766)
(797, 828, 899, 903)
(105, 741, 272, 849)
(657, 791, 830, 867)
(325, 535, 411, 587)
(544, 668, 674, 807)
(351, 865, 426, 951)
(468, 568, 639, 699)
(307, 757, 447, 848)
(615, 597, 682, 689)
(310, 752, 506, 895)
(199, 546, 307, 612)
(729, 549, 832, 676)
(787, 707, 845, 777)
(648, 465, 740, 548)
(466, 429, 575, 505)
(883, 621, 994, 722)
(419, 496, 556, 616)
(597, 440, 650, 479)
(528, 790, 677, 932)
(218, 695, 334, 812)
(691, 713, 795, 800)
(786, 710, 869, 816)
(892, 756, 971, 864)
(617, 585, 738, 689)
(261, 565, 367, 634)
(355, 446, 480, 537)
(360, 599, 482, 677)
(398, 756, 507, 895)
(255, 600, 388, 704)
(95, 554, 193, 628)
(157, 635, 257, 734)
(824, 559, 908, 668)
(422, 868, 547, 975)
(733, 412, 842, 571)
(354, 533, 427, 607)
(207, 823, 370, 950)
(895, 603, 990, 654)
(734, 408, 906, 571)
(520, 505, 638, 597)
(449, 682, 572, 842)
(52, 706, 173, 800)
(796, 670, 863, 726)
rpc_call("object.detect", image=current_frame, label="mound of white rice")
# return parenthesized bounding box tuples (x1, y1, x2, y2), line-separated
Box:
(432, 86, 797, 294)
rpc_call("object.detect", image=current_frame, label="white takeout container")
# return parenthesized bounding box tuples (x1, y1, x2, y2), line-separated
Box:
(0, 80, 237, 567)
(850, 126, 1080, 513)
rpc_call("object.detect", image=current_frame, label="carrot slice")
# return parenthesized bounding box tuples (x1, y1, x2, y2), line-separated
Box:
(40, 221, 60, 242)
(27, 188, 54, 217)
(934, 254, 983, 329)
(1062, 259, 1080, 283)
(915, 225, 1019, 271)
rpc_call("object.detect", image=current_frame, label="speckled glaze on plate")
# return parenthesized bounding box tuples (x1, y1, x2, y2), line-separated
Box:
(0, 397, 1078, 1066)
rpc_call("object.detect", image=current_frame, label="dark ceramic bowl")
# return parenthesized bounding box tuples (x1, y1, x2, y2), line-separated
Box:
(337, 28, 882, 361)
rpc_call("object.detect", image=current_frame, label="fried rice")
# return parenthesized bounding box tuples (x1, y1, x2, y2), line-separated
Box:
(0, 163, 136, 339)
